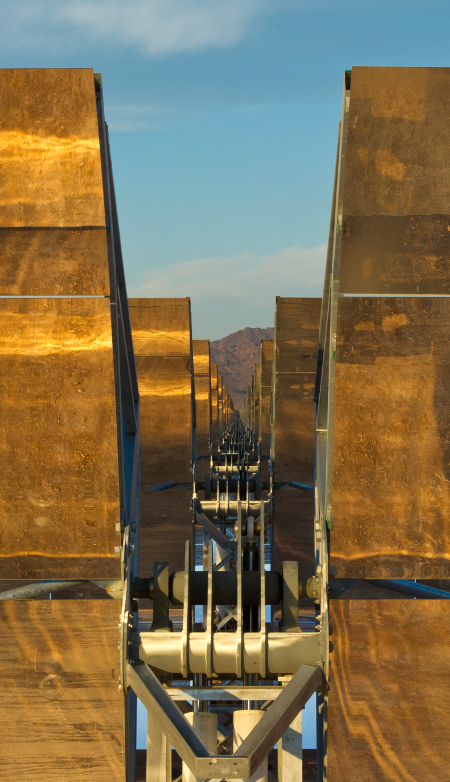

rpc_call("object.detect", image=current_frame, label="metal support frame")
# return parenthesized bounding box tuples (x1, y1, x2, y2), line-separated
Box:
(121, 413, 326, 780)
(127, 662, 322, 780)
(313, 73, 351, 782)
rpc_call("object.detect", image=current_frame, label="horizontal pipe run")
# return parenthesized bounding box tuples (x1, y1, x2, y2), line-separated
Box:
(132, 573, 316, 604)
(0, 581, 85, 600)
(171, 571, 282, 606)
(138, 630, 323, 676)
(198, 500, 269, 519)
(365, 579, 450, 599)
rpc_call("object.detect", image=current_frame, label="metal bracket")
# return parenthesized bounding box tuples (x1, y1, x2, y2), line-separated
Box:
(151, 562, 172, 633)
(281, 561, 301, 633)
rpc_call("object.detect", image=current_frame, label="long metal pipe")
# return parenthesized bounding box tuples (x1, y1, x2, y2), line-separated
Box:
(365, 579, 450, 599)
(0, 580, 85, 600)
(198, 500, 269, 518)
(138, 630, 322, 676)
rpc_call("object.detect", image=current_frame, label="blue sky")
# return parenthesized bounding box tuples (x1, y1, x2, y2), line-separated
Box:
(2, 0, 450, 338)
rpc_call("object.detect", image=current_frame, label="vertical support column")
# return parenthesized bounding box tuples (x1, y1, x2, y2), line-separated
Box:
(205, 539, 214, 678)
(146, 713, 172, 782)
(278, 706, 303, 781)
(182, 713, 217, 782)
(281, 561, 301, 633)
(236, 499, 243, 679)
(233, 710, 268, 782)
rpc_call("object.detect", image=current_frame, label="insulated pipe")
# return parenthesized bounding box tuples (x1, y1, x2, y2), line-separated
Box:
(198, 500, 269, 518)
(214, 465, 240, 476)
(171, 570, 282, 606)
(0, 581, 85, 600)
(365, 579, 450, 599)
(133, 572, 316, 604)
(138, 631, 322, 676)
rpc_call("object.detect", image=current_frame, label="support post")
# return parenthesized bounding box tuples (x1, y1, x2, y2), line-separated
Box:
(151, 562, 172, 632)
(147, 711, 172, 782)
(233, 711, 268, 782)
(182, 713, 218, 782)
(278, 709, 302, 781)
(282, 561, 301, 633)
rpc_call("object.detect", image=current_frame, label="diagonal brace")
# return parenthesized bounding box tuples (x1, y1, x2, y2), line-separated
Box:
(195, 510, 237, 553)
(127, 662, 322, 780)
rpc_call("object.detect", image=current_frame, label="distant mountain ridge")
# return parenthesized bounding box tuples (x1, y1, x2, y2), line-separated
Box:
(210, 327, 274, 408)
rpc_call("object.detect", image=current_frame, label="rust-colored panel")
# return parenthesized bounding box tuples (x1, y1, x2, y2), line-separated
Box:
(328, 600, 450, 782)
(0, 68, 105, 227)
(0, 297, 120, 579)
(193, 340, 211, 458)
(192, 339, 210, 375)
(273, 374, 316, 483)
(131, 299, 193, 570)
(340, 67, 450, 294)
(250, 375, 255, 434)
(272, 298, 320, 482)
(343, 67, 450, 218)
(128, 298, 191, 357)
(135, 355, 191, 374)
(138, 370, 193, 485)
(272, 488, 315, 577)
(254, 363, 261, 439)
(260, 340, 273, 481)
(194, 375, 211, 458)
(139, 489, 192, 576)
(331, 296, 450, 578)
(339, 214, 450, 294)
(272, 299, 319, 575)
(211, 364, 219, 447)
(0, 228, 110, 296)
(274, 298, 320, 374)
(211, 364, 218, 392)
(0, 601, 125, 782)
(218, 375, 224, 439)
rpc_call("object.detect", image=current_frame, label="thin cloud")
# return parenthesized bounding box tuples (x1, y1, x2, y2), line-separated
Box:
(129, 244, 327, 302)
(60, 0, 262, 55)
(0, 0, 446, 57)
(106, 103, 164, 133)
(0, 0, 264, 56)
